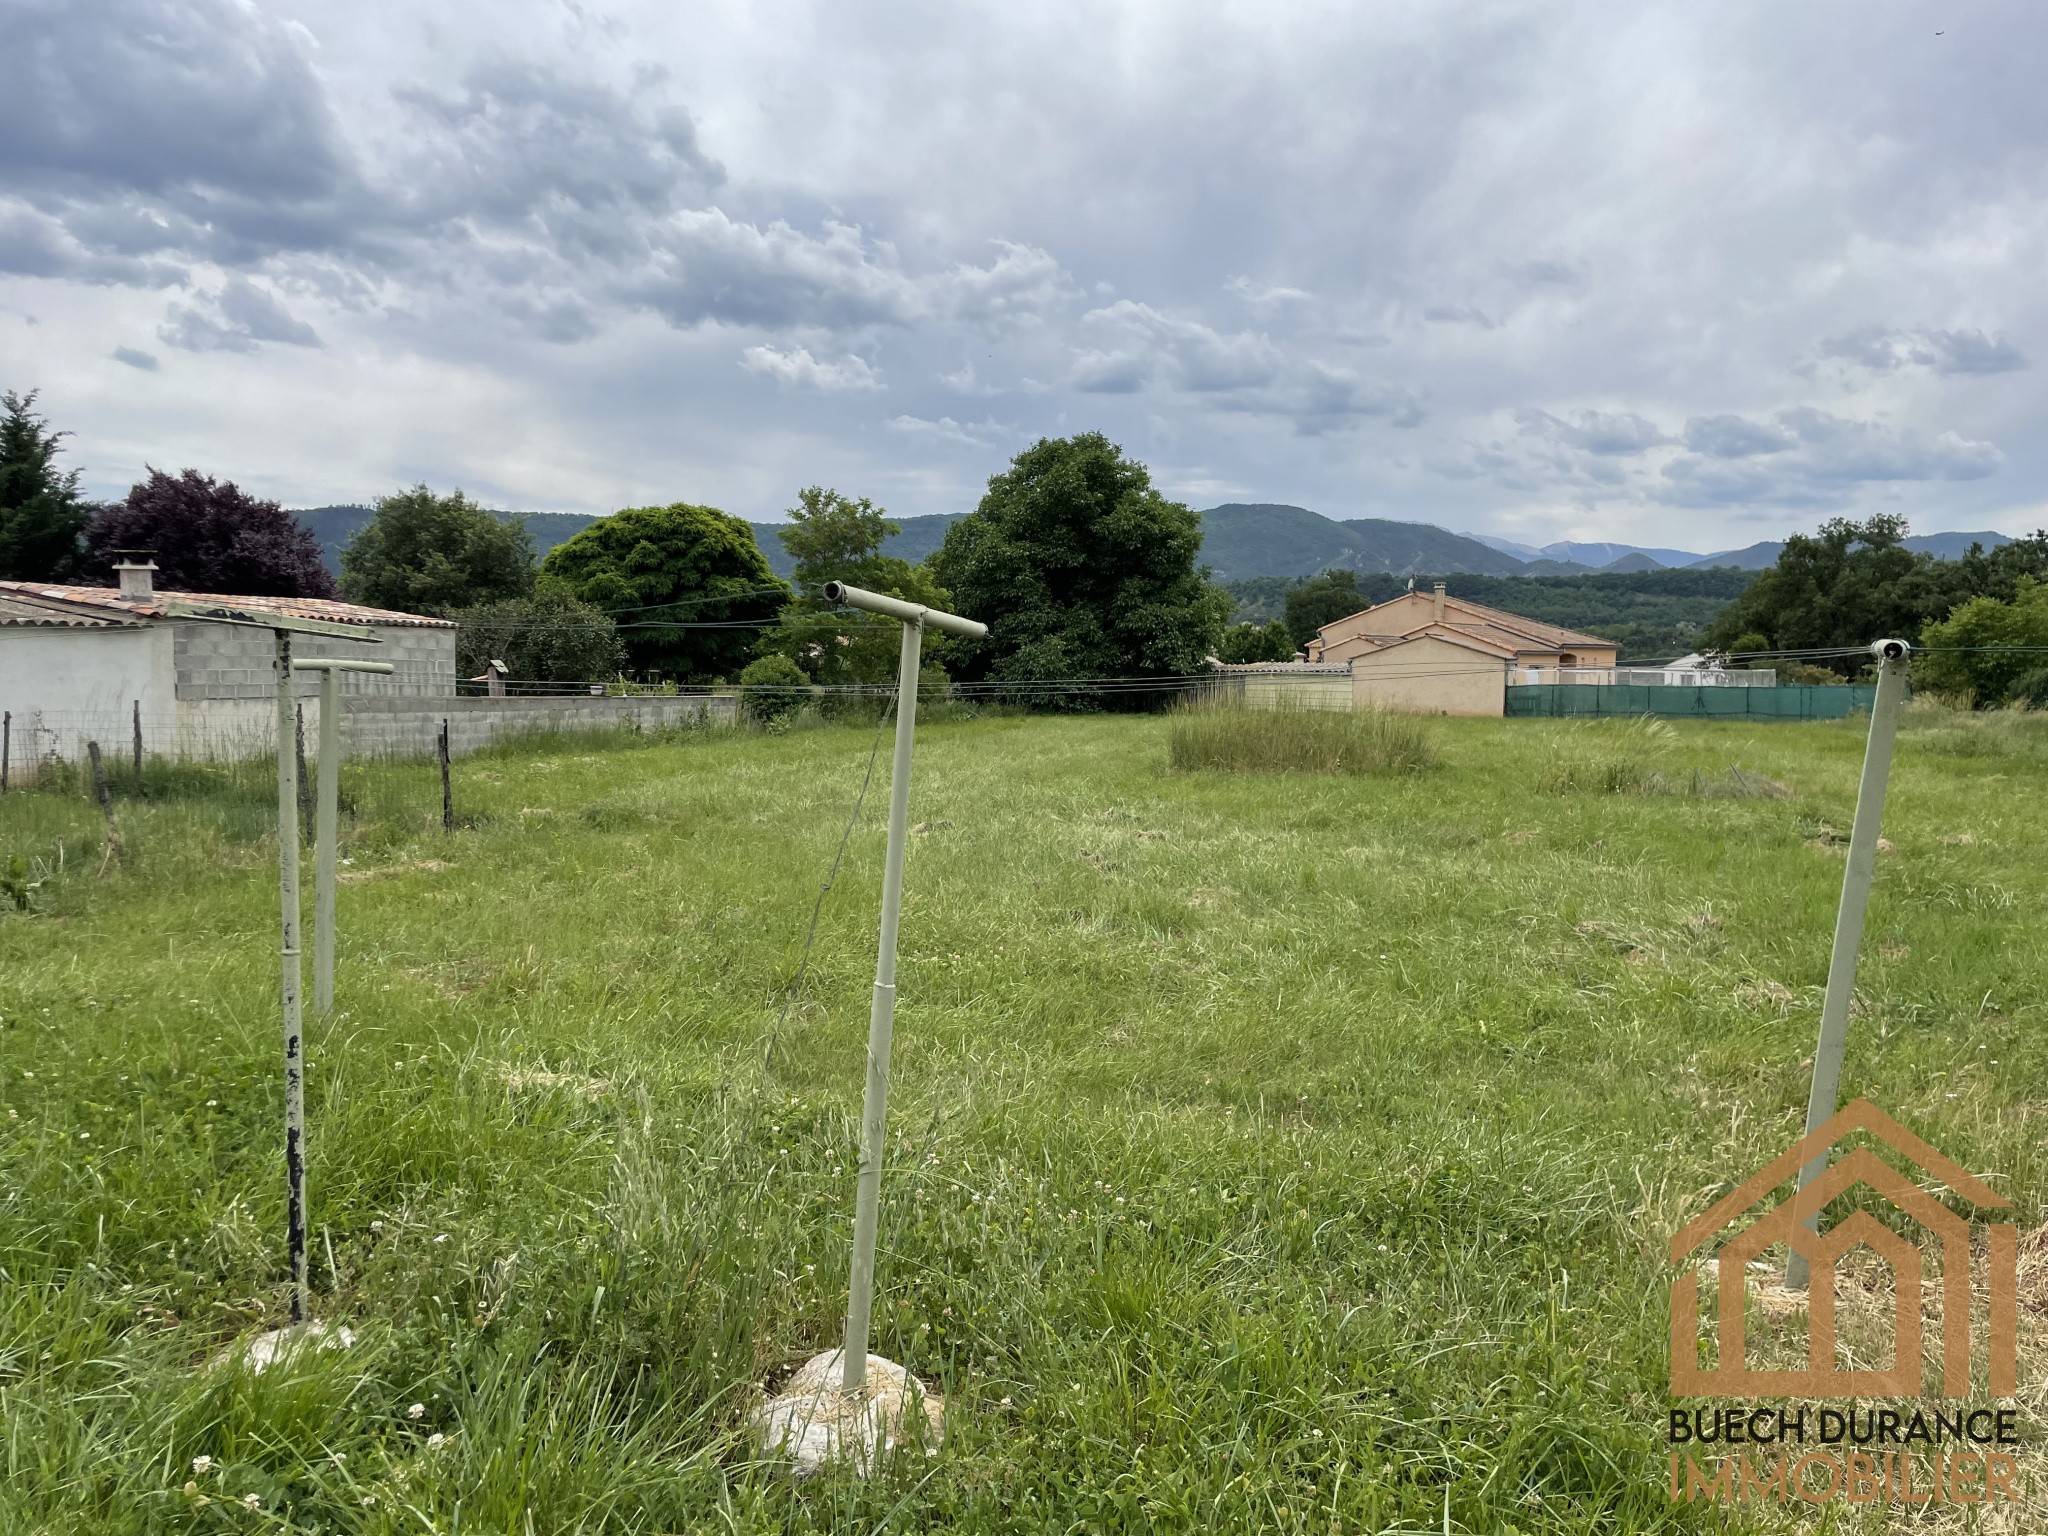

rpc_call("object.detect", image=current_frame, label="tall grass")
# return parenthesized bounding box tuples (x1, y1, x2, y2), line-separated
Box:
(1, 711, 2042, 1531)
(1167, 697, 1436, 775)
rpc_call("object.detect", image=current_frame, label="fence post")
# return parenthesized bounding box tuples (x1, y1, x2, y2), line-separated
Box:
(439, 719, 453, 831)
(132, 700, 143, 784)
(84, 741, 120, 860)
(2, 710, 9, 792)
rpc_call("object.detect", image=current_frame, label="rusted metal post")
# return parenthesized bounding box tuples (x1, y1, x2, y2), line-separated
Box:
(132, 699, 143, 784)
(2, 710, 10, 792)
(274, 629, 309, 1324)
(439, 720, 453, 831)
(295, 703, 314, 839)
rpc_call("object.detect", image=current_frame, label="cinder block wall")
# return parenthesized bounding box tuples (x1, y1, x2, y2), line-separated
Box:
(341, 695, 738, 759)
(173, 622, 455, 701)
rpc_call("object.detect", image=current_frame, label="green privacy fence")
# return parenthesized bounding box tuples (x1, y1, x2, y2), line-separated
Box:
(1506, 684, 1883, 720)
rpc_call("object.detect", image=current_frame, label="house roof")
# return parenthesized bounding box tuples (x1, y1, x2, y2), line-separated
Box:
(0, 583, 455, 630)
(0, 588, 149, 629)
(1348, 626, 1520, 661)
(1318, 591, 1613, 657)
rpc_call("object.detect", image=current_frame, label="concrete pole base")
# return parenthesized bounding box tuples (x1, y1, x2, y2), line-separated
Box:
(750, 1349, 944, 1477)
(227, 1319, 357, 1373)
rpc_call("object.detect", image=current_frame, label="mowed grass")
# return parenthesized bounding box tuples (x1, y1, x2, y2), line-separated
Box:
(0, 706, 2043, 1533)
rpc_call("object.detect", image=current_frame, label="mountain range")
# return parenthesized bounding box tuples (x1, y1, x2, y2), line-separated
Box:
(294, 502, 2014, 587)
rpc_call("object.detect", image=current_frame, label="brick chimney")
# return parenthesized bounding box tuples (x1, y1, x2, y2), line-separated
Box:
(1432, 581, 1446, 622)
(113, 558, 158, 601)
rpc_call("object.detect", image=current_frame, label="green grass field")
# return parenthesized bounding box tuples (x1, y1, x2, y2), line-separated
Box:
(1, 706, 2042, 1533)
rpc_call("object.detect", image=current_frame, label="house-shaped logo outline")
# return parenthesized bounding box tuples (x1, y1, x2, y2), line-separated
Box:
(1670, 1099, 2018, 1399)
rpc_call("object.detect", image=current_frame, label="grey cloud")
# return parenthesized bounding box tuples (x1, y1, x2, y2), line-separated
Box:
(1518, 409, 1671, 455)
(1423, 305, 1495, 328)
(1660, 409, 2001, 506)
(1819, 325, 2027, 377)
(0, 200, 181, 285)
(111, 345, 158, 370)
(160, 277, 321, 352)
(1505, 260, 1578, 286)
(1682, 413, 1798, 458)
(1776, 407, 2002, 483)
(1068, 349, 1150, 393)
(0, 0, 351, 205)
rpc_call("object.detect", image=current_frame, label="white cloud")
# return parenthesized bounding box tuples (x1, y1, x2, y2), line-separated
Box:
(886, 413, 1008, 446)
(738, 344, 883, 391)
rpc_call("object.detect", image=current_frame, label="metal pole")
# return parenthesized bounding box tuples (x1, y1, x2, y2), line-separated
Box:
(274, 629, 309, 1325)
(842, 615, 922, 1394)
(314, 668, 340, 1016)
(1786, 641, 1910, 1289)
(132, 699, 143, 784)
(2, 710, 9, 792)
(439, 720, 453, 832)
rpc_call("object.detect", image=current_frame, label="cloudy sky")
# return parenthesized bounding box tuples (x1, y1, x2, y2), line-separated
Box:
(4, 0, 2044, 549)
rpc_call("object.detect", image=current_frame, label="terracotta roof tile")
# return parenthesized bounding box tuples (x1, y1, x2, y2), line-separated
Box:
(0, 582, 454, 629)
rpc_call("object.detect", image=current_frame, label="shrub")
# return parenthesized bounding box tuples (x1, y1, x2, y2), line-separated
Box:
(738, 654, 810, 724)
(1168, 697, 1434, 776)
(1218, 620, 1296, 664)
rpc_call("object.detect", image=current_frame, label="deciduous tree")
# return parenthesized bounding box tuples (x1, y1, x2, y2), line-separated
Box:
(757, 487, 951, 690)
(88, 467, 331, 596)
(930, 434, 1228, 700)
(542, 501, 788, 680)
(339, 486, 534, 614)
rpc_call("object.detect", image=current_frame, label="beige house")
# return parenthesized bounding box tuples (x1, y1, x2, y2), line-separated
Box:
(1305, 582, 1619, 715)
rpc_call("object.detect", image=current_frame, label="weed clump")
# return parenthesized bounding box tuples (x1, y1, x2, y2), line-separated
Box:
(1539, 717, 1789, 797)
(1168, 697, 1435, 776)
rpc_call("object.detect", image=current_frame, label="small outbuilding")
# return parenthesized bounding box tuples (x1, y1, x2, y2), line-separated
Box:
(0, 561, 454, 774)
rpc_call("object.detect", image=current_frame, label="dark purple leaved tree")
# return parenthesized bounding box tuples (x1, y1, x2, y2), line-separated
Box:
(86, 468, 334, 598)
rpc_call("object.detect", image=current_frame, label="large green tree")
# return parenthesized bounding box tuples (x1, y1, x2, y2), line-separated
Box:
(758, 487, 951, 688)
(542, 502, 788, 680)
(1282, 568, 1366, 648)
(0, 390, 92, 582)
(929, 433, 1228, 697)
(339, 486, 535, 614)
(1218, 619, 1297, 663)
(1704, 516, 2048, 676)
(454, 576, 626, 684)
(1916, 579, 2048, 707)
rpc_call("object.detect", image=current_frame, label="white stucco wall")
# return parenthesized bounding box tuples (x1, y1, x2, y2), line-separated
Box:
(0, 626, 177, 779)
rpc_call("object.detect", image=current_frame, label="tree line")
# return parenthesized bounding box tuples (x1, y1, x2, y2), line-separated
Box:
(0, 392, 1224, 700)
(9, 387, 2042, 707)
